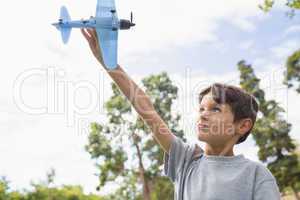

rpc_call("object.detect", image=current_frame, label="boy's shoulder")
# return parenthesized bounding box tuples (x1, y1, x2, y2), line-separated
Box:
(227, 155, 277, 184)
(191, 144, 276, 182)
(192, 143, 203, 159)
(246, 159, 277, 182)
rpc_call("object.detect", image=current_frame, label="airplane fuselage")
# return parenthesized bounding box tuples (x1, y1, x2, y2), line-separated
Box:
(52, 16, 133, 31)
(53, 17, 118, 30)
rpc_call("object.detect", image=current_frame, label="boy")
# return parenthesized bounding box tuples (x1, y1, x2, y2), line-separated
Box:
(81, 28, 281, 200)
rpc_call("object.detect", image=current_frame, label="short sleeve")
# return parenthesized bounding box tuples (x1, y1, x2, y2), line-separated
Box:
(163, 136, 196, 182)
(254, 179, 281, 200)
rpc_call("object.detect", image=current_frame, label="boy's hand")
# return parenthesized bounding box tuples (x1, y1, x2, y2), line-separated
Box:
(81, 28, 105, 67)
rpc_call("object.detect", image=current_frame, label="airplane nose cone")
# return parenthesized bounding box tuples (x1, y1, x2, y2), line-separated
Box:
(119, 19, 135, 30)
(51, 22, 60, 30)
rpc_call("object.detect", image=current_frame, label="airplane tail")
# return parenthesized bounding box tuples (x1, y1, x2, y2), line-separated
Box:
(58, 6, 72, 44)
(60, 6, 71, 22)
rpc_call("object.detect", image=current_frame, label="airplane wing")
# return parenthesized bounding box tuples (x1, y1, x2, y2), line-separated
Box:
(96, 0, 117, 18)
(96, 28, 118, 69)
(96, 0, 118, 69)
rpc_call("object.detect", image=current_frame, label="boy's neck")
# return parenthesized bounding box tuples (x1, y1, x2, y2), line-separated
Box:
(204, 144, 234, 156)
(204, 135, 241, 156)
(204, 139, 238, 156)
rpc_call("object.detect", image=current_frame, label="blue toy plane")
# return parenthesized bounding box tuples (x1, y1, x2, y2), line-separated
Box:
(52, 0, 135, 69)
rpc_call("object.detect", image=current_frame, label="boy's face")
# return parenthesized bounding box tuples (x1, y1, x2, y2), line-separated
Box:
(197, 92, 239, 146)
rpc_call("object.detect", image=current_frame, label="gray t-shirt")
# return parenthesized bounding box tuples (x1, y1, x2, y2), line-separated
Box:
(164, 136, 281, 200)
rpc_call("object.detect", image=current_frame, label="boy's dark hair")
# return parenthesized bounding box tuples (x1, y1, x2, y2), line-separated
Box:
(198, 83, 259, 144)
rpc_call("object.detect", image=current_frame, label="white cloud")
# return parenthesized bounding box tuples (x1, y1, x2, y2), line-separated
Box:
(117, 0, 265, 56)
(0, 113, 99, 193)
(270, 39, 300, 60)
(231, 18, 256, 32)
(283, 25, 300, 37)
(239, 40, 255, 50)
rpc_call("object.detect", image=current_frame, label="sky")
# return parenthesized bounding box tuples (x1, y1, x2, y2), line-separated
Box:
(0, 0, 300, 195)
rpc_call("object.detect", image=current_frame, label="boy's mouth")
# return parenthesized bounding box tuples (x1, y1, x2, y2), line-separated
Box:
(198, 123, 209, 129)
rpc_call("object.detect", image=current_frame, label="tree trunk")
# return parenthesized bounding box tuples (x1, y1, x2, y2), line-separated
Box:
(133, 133, 151, 200)
(292, 185, 300, 200)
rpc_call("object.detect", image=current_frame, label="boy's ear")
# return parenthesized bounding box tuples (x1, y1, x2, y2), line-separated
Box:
(236, 118, 252, 136)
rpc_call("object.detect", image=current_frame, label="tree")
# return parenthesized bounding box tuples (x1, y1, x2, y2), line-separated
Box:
(0, 176, 10, 200)
(238, 60, 300, 199)
(17, 168, 108, 200)
(259, 0, 300, 16)
(259, 0, 300, 94)
(25, 184, 104, 200)
(85, 72, 185, 199)
(283, 49, 300, 93)
(259, 0, 300, 95)
(45, 168, 55, 187)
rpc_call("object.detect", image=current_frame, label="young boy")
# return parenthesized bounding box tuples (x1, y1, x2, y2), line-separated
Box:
(81, 28, 281, 200)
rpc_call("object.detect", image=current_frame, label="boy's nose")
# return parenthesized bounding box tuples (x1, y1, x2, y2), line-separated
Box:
(200, 114, 208, 121)
(199, 112, 209, 122)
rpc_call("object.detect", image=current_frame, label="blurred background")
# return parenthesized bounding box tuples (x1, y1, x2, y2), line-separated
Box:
(0, 0, 300, 199)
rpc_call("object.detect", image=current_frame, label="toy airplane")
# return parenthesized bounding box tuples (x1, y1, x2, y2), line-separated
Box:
(52, 0, 135, 69)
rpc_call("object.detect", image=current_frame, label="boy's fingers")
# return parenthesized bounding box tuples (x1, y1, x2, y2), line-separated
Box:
(86, 28, 97, 44)
(82, 28, 97, 46)
(92, 29, 100, 44)
(86, 28, 97, 39)
(86, 28, 93, 37)
(81, 28, 91, 42)
(92, 29, 98, 38)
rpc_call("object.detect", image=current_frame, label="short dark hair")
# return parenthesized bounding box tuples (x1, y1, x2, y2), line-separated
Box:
(198, 83, 258, 144)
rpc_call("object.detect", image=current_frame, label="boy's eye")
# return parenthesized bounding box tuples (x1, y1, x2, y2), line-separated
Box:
(199, 107, 221, 112)
(212, 107, 221, 112)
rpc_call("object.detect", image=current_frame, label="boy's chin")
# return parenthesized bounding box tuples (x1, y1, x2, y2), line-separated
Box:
(197, 131, 211, 142)
(197, 131, 237, 146)
(197, 131, 223, 144)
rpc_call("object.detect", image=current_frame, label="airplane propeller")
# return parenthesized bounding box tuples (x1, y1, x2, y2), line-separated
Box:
(130, 12, 135, 27)
(119, 12, 135, 30)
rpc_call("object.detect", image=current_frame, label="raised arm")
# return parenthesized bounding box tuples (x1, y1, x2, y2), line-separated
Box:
(81, 28, 174, 153)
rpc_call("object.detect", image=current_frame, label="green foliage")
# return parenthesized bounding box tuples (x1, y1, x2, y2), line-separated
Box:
(259, 0, 300, 11)
(283, 49, 300, 93)
(238, 60, 300, 193)
(0, 174, 106, 200)
(149, 177, 174, 200)
(259, 0, 275, 12)
(259, 0, 300, 17)
(45, 168, 56, 187)
(102, 172, 142, 200)
(25, 184, 104, 200)
(286, 0, 300, 9)
(0, 177, 10, 200)
(85, 72, 184, 199)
